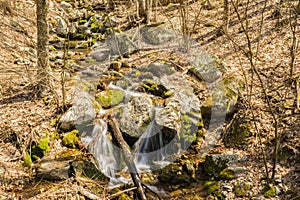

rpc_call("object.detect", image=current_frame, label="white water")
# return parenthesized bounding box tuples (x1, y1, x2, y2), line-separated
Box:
(87, 120, 130, 187)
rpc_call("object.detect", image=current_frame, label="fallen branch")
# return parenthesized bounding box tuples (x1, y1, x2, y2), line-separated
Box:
(108, 117, 147, 200)
(107, 187, 137, 199)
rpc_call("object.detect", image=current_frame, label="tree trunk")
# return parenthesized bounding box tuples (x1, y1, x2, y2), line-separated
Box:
(138, 0, 146, 19)
(145, 0, 152, 24)
(223, 0, 229, 28)
(36, 0, 51, 97)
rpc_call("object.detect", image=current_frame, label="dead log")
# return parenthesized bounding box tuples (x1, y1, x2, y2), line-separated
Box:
(108, 117, 147, 200)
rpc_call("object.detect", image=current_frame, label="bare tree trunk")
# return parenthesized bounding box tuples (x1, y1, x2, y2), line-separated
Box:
(223, 0, 229, 29)
(36, 0, 51, 97)
(138, 0, 146, 19)
(145, 0, 152, 24)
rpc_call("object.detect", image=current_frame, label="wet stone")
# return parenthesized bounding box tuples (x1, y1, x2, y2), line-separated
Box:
(119, 94, 154, 138)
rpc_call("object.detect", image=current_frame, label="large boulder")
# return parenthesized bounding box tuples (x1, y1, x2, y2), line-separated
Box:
(119, 94, 154, 138)
(59, 90, 96, 131)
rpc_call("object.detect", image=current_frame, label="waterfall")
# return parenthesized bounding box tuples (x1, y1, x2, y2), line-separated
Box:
(87, 119, 129, 187)
(133, 107, 171, 172)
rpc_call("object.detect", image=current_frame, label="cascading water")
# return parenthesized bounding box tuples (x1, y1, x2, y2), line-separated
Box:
(133, 107, 172, 172)
(82, 119, 129, 186)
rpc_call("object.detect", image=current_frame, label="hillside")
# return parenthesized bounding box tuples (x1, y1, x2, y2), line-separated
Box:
(0, 0, 299, 199)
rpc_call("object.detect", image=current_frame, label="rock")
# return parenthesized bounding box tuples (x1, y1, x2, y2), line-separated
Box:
(204, 181, 221, 195)
(192, 52, 223, 83)
(37, 159, 70, 180)
(56, 17, 69, 36)
(234, 181, 251, 197)
(146, 61, 176, 77)
(72, 160, 107, 181)
(158, 163, 193, 184)
(219, 168, 235, 180)
(59, 90, 96, 131)
(155, 98, 181, 134)
(141, 26, 176, 45)
(202, 155, 229, 177)
(223, 114, 252, 148)
(119, 94, 154, 137)
(106, 32, 137, 56)
(201, 74, 244, 118)
(96, 89, 125, 108)
(88, 50, 110, 61)
(36, 149, 107, 181)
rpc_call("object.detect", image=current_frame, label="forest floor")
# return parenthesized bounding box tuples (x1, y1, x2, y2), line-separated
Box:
(0, 0, 299, 199)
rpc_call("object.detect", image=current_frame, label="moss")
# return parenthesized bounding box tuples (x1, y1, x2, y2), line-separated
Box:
(263, 185, 276, 198)
(78, 19, 87, 25)
(219, 168, 235, 180)
(84, 57, 96, 63)
(96, 89, 125, 108)
(49, 46, 57, 51)
(204, 181, 220, 194)
(91, 21, 102, 32)
(62, 130, 78, 148)
(142, 79, 169, 97)
(93, 100, 102, 112)
(50, 118, 57, 127)
(31, 136, 50, 161)
(23, 152, 32, 168)
(234, 182, 251, 197)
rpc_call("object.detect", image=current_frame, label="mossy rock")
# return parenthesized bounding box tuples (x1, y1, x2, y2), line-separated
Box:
(234, 181, 251, 197)
(219, 168, 235, 180)
(30, 136, 50, 161)
(223, 114, 252, 148)
(62, 130, 79, 148)
(203, 155, 228, 177)
(146, 60, 176, 77)
(142, 79, 170, 98)
(204, 181, 220, 195)
(262, 185, 276, 198)
(72, 160, 108, 181)
(201, 74, 243, 118)
(158, 163, 193, 184)
(96, 89, 125, 108)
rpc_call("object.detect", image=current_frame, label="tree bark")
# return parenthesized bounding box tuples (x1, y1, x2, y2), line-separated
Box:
(223, 0, 229, 28)
(36, 0, 51, 97)
(108, 117, 147, 200)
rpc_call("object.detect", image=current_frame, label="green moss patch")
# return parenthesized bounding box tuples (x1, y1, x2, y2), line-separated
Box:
(62, 130, 79, 148)
(204, 181, 220, 195)
(30, 136, 50, 161)
(263, 185, 276, 198)
(234, 181, 251, 197)
(219, 168, 235, 180)
(96, 89, 125, 108)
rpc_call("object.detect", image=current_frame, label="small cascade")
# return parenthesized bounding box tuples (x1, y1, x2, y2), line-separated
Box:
(86, 119, 129, 186)
(133, 107, 172, 172)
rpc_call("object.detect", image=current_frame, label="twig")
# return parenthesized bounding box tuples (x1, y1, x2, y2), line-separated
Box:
(107, 187, 137, 199)
(142, 183, 162, 200)
(79, 188, 102, 200)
